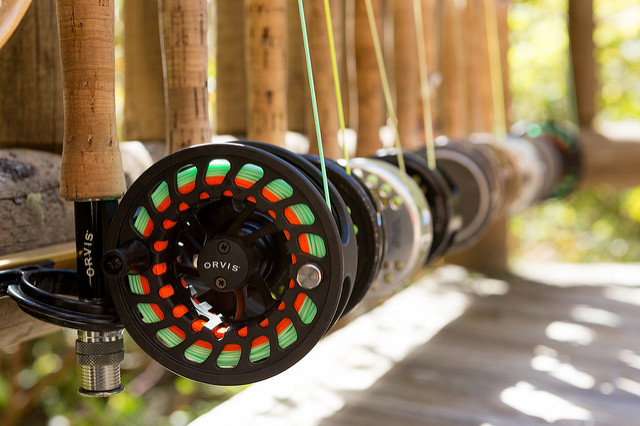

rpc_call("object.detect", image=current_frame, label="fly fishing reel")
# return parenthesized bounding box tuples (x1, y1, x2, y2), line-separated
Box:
(379, 149, 461, 264)
(238, 142, 358, 325)
(304, 156, 386, 314)
(347, 158, 432, 301)
(501, 136, 549, 213)
(435, 139, 500, 252)
(525, 122, 581, 198)
(103, 142, 350, 385)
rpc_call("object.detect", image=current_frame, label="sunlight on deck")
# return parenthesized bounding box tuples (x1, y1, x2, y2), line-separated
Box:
(500, 381, 593, 422)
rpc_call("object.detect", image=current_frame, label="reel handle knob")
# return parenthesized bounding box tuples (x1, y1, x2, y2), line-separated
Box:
(103, 240, 150, 279)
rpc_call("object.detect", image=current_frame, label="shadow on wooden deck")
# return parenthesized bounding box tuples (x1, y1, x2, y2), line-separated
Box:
(192, 263, 640, 426)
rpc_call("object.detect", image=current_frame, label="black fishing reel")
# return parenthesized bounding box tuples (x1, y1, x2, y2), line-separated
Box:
(379, 149, 461, 264)
(524, 121, 581, 198)
(434, 139, 500, 252)
(102, 141, 354, 385)
(303, 155, 386, 314)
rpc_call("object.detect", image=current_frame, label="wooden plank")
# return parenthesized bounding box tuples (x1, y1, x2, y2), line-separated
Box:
(0, 0, 63, 153)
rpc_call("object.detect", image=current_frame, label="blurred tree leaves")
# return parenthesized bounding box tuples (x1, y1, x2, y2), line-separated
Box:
(509, 0, 640, 264)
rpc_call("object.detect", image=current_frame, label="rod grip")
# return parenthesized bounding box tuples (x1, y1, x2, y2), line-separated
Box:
(159, 0, 211, 154)
(245, 0, 288, 146)
(56, 0, 125, 201)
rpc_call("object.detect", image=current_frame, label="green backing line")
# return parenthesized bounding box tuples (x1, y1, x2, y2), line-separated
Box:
(217, 346, 241, 369)
(128, 274, 148, 295)
(185, 343, 212, 363)
(177, 165, 198, 190)
(305, 233, 326, 258)
(151, 181, 170, 211)
(157, 328, 184, 348)
(277, 321, 298, 349)
(249, 340, 270, 363)
(137, 303, 162, 324)
(286, 204, 316, 225)
(296, 295, 318, 325)
(133, 206, 152, 236)
(206, 159, 231, 182)
(263, 179, 294, 200)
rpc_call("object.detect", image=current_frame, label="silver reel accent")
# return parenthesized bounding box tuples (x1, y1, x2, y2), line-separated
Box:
(349, 158, 432, 301)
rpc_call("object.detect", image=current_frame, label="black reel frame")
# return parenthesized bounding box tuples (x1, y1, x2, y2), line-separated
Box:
(0, 264, 121, 331)
(378, 150, 460, 264)
(435, 139, 500, 252)
(240, 142, 358, 324)
(303, 155, 386, 314)
(104, 142, 349, 385)
(0, 201, 123, 332)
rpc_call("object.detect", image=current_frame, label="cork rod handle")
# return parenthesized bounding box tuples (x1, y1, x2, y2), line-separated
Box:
(56, 0, 125, 201)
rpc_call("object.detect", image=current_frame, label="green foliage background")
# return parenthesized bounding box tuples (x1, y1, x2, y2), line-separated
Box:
(509, 0, 640, 263)
(1, 1, 639, 425)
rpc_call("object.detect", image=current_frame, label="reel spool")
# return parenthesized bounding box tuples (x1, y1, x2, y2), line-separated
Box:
(104, 142, 348, 385)
(304, 155, 386, 314)
(501, 136, 550, 213)
(434, 139, 500, 252)
(239, 143, 358, 324)
(347, 158, 432, 301)
(468, 134, 524, 216)
(378, 150, 460, 264)
(525, 122, 581, 198)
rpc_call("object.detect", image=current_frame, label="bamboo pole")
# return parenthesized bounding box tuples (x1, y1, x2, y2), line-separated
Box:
(354, 0, 384, 156)
(159, 0, 211, 154)
(439, 0, 469, 139)
(421, 0, 440, 135)
(305, 0, 343, 159)
(394, 0, 420, 150)
(287, 0, 307, 134)
(445, 0, 511, 274)
(464, 0, 494, 134)
(0, 0, 63, 153)
(568, 0, 596, 129)
(123, 0, 165, 142)
(344, 0, 357, 129)
(245, 0, 288, 146)
(216, 0, 247, 136)
(56, 0, 125, 200)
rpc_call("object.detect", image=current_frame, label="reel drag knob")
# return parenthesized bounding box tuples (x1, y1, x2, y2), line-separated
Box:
(105, 142, 345, 385)
(347, 158, 432, 301)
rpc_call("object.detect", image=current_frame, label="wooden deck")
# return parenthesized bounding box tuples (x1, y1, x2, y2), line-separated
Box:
(192, 263, 640, 426)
